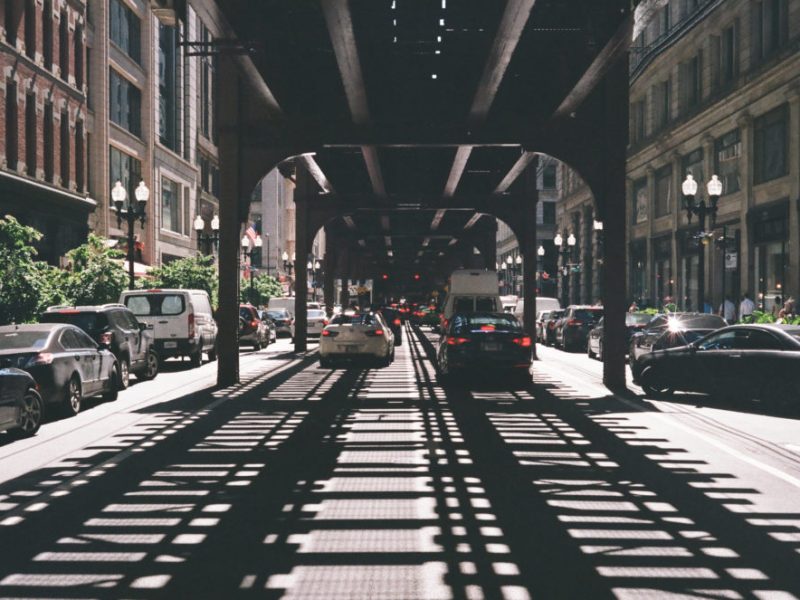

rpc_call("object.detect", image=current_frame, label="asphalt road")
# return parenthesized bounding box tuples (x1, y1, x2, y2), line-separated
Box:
(0, 327, 798, 599)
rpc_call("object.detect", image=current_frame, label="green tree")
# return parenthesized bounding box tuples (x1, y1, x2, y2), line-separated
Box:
(240, 273, 283, 307)
(0, 215, 46, 324)
(62, 234, 128, 305)
(146, 254, 218, 306)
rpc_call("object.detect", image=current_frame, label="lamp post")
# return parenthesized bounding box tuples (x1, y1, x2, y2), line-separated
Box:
(264, 233, 271, 277)
(242, 235, 262, 305)
(307, 258, 322, 302)
(555, 232, 576, 306)
(514, 254, 522, 296)
(504, 255, 513, 295)
(193, 214, 220, 256)
(112, 180, 149, 290)
(537, 244, 545, 295)
(593, 219, 604, 303)
(681, 174, 722, 313)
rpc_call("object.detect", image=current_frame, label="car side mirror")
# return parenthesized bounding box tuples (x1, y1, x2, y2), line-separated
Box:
(138, 322, 148, 331)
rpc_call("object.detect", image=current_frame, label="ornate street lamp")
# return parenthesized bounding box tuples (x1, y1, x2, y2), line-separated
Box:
(682, 173, 723, 312)
(112, 180, 149, 290)
(194, 213, 220, 255)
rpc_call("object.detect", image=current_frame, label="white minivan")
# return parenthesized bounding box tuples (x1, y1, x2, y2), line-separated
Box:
(120, 289, 217, 367)
(441, 270, 502, 328)
(513, 297, 561, 328)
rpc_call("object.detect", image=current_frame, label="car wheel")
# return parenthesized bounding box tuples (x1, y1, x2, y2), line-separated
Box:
(319, 357, 332, 368)
(190, 344, 203, 368)
(140, 350, 159, 380)
(597, 341, 603, 362)
(640, 366, 674, 399)
(587, 343, 596, 359)
(11, 388, 43, 438)
(103, 363, 120, 401)
(207, 342, 217, 362)
(254, 340, 261, 351)
(118, 357, 130, 389)
(63, 375, 82, 416)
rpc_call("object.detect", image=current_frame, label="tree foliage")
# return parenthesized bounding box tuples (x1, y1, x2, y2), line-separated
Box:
(145, 254, 218, 306)
(240, 274, 283, 307)
(0, 215, 46, 324)
(62, 234, 128, 306)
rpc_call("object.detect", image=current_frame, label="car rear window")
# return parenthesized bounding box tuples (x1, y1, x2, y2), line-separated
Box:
(626, 313, 652, 326)
(40, 311, 107, 332)
(267, 310, 289, 319)
(308, 310, 326, 318)
(573, 309, 603, 322)
(124, 294, 185, 316)
(549, 311, 564, 319)
(331, 314, 375, 326)
(451, 314, 522, 334)
(240, 307, 256, 319)
(0, 331, 51, 349)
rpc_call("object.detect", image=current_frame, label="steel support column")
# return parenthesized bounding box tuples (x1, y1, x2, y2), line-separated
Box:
(521, 157, 539, 343)
(293, 164, 313, 353)
(216, 56, 243, 386)
(323, 227, 336, 316)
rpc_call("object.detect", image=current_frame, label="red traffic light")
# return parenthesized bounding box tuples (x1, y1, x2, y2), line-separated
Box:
(382, 273, 389, 280)
(413, 273, 420, 281)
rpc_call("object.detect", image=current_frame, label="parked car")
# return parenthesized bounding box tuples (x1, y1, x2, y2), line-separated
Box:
(40, 304, 158, 388)
(413, 306, 441, 330)
(436, 312, 532, 387)
(0, 324, 120, 416)
(265, 309, 293, 338)
(555, 306, 603, 351)
(239, 304, 269, 350)
(629, 313, 727, 381)
(290, 309, 329, 340)
(587, 312, 652, 360)
(542, 309, 565, 346)
(319, 311, 395, 367)
(535, 310, 552, 343)
(637, 324, 800, 403)
(120, 289, 217, 367)
(0, 368, 44, 438)
(514, 297, 560, 329)
(379, 307, 403, 346)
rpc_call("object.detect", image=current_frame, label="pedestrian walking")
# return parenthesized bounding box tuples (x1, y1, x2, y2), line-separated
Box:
(739, 292, 755, 321)
(718, 295, 735, 322)
(771, 295, 783, 318)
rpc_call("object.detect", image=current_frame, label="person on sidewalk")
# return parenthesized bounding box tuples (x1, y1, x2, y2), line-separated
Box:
(718, 295, 736, 323)
(739, 292, 755, 322)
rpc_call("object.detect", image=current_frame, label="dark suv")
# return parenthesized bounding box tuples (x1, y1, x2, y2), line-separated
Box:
(40, 304, 158, 388)
(556, 305, 604, 352)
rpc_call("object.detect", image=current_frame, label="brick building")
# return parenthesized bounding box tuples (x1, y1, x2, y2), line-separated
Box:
(1, 0, 92, 264)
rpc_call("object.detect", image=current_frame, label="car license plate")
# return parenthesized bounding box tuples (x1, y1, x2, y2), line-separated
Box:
(482, 342, 500, 351)
(338, 345, 357, 353)
(164, 341, 177, 348)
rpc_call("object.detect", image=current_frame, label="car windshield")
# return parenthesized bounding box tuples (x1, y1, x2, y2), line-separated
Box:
(549, 311, 564, 319)
(331, 314, 375, 326)
(626, 313, 652, 326)
(574, 309, 602, 322)
(0, 331, 50, 349)
(647, 314, 726, 330)
(267, 310, 288, 319)
(40, 311, 104, 332)
(239, 307, 256, 319)
(452, 314, 522, 335)
(308, 310, 326, 318)
(124, 294, 185, 316)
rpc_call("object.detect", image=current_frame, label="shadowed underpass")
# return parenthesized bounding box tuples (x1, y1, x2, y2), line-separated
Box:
(0, 325, 798, 599)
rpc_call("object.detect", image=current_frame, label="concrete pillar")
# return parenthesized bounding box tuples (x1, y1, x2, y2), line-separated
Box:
(786, 87, 800, 299)
(216, 56, 242, 386)
(702, 134, 716, 308)
(521, 158, 539, 342)
(293, 166, 312, 352)
(323, 227, 336, 317)
(737, 111, 753, 299)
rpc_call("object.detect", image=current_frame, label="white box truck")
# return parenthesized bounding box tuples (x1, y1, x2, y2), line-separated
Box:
(441, 270, 502, 328)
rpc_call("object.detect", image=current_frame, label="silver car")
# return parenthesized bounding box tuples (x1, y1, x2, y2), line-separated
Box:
(290, 309, 329, 341)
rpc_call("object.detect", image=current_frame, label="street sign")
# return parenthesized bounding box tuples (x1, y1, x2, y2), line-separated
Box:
(725, 252, 737, 270)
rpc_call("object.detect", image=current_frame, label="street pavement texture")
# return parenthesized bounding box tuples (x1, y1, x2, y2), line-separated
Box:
(0, 326, 799, 599)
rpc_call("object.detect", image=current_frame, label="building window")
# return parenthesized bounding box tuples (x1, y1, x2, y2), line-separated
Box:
(158, 24, 178, 150)
(543, 202, 556, 225)
(753, 214, 787, 313)
(715, 129, 741, 194)
(633, 178, 648, 224)
(24, 0, 35, 59)
(752, 0, 787, 63)
(75, 120, 84, 192)
(631, 98, 646, 143)
(198, 18, 215, 140)
(654, 165, 672, 218)
(681, 148, 704, 187)
(5, 80, 18, 170)
(542, 163, 556, 189)
(5, 0, 17, 45)
(60, 108, 70, 186)
(754, 104, 788, 184)
(74, 24, 83, 88)
(43, 0, 53, 70)
(680, 53, 702, 113)
(25, 92, 36, 177)
(109, 146, 141, 207)
(720, 22, 738, 85)
(109, 69, 141, 136)
(59, 10, 68, 82)
(161, 177, 181, 233)
(44, 101, 54, 182)
(109, 0, 141, 63)
(652, 79, 671, 131)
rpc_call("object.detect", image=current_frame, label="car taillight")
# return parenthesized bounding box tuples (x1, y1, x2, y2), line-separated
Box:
(365, 329, 384, 337)
(26, 353, 54, 366)
(322, 329, 338, 337)
(479, 325, 496, 331)
(393, 318, 401, 326)
(323, 319, 329, 326)
(512, 336, 533, 347)
(447, 337, 470, 346)
(250, 320, 258, 327)
(188, 313, 195, 339)
(568, 319, 582, 326)
(99, 332, 113, 345)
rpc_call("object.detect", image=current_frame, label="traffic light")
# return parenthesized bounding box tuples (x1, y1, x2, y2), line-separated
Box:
(382, 273, 389, 280)
(413, 273, 420, 281)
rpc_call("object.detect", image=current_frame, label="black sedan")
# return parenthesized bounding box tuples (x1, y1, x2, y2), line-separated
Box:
(379, 307, 403, 346)
(629, 313, 727, 381)
(587, 312, 652, 360)
(637, 324, 800, 404)
(0, 324, 120, 416)
(436, 312, 532, 387)
(264, 309, 293, 338)
(0, 368, 43, 438)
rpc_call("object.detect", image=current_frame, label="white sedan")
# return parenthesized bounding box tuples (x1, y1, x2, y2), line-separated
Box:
(290, 309, 329, 340)
(319, 312, 395, 367)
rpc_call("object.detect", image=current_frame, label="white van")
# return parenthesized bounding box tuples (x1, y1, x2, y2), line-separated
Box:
(513, 297, 561, 327)
(441, 270, 502, 325)
(119, 289, 217, 367)
(267, 297, 295, 314)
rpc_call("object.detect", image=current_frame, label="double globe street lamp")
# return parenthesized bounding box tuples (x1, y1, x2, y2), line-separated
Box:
(307, 258, 322, 302)
(554, 232, 576, 306)
(504, 254, 523, 296)
(112, 180, 149, 290)
(681, 173, 723, 312)
(193, 214, 220, 255)
(241, 234, 263, 304)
